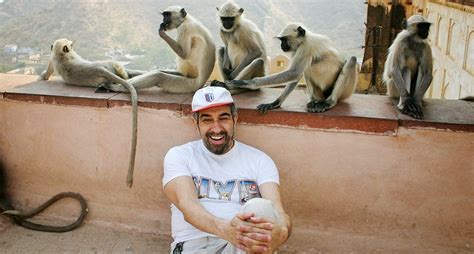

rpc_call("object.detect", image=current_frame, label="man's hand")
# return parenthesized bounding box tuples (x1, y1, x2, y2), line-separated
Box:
(221, 212, 273, 253)
(238, 215, 276, 253)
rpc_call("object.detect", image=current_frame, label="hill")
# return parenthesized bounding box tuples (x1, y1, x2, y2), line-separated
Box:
(0, 0, 366, 72)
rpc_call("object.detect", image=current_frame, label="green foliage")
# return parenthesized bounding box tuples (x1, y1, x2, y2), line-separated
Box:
(0, 62, 25, 73)
(0, 0, 365, 72)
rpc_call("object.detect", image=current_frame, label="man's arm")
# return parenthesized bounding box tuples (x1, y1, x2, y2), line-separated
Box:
(260, 182, 292, 251)
(163, 176, 273, 252)
(238, 182, 292, 252)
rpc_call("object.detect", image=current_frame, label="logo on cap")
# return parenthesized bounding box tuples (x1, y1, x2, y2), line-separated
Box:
(205, 93, 215, 103)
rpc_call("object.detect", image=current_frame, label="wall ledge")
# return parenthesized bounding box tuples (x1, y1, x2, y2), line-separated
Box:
(1, 74, 473, 134)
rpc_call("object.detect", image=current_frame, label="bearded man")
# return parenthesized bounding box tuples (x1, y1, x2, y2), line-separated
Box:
(163, 87, 291, 254)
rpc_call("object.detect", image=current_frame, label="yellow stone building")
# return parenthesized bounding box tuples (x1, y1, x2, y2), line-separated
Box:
(363, 0, 473, 99)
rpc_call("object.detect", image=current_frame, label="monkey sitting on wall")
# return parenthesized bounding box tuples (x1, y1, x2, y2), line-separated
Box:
(38, 38, 138, 188)
(214, 1, 267, 94)
(101, 6, 216, 94)
(0, 161, 88, 232)
(383, 15, 433, 119)
(213, 24, 358, 114)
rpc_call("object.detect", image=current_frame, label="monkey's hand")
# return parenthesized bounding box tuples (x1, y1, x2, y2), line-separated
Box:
(38, 71, 49, 81)
(229, 70, 241, 80)
(159, 23, 167, 36)
(226, 79, 252, 89)
(223, 68, 233, 77)
(210, 80, 227, 89)
(257, 101, 281, 114)
(401, 97, 424, 119)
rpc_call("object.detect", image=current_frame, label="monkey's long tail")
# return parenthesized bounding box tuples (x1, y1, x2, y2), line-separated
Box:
(122, 83, 138, 188)
(2, 192, 88, 233)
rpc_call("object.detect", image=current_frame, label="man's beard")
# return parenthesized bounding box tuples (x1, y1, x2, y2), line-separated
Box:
(203, 130, 234, 155)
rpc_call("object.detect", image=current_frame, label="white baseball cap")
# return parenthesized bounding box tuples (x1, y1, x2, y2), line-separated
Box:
(192, 86, 234, 113)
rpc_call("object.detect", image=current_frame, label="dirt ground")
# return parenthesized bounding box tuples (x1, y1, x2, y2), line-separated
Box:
(0, 218, 171, 253)
(1, 217, 473, 254)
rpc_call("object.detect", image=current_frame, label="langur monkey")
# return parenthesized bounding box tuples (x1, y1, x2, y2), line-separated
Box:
(101, 6, 216, 94)
(39, 38, 138, 188)
(0, 162, 88, 232)
(215, 24, 358, 114)
(383, 15, 433, 119)
(215, 1, 267, 93)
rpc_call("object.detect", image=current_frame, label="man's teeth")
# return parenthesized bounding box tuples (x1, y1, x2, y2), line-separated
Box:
(210, 135, 224, 140)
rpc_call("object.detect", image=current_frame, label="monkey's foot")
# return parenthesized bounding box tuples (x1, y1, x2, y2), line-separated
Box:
(210, 80, 227, 88)
(257, 102, 280, 114)
(95, 85, 113, 93)
(307, 101, 331, 113)
(401, 98, 424, 119)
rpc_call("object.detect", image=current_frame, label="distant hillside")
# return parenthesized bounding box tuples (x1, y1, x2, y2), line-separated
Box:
(0, 0, 366, 71)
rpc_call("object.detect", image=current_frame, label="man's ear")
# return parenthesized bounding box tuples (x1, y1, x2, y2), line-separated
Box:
(233, 114, 238, 124)
(192, 115, 199, 129)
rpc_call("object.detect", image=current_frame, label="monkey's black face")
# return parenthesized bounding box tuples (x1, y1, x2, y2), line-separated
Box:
(220, 17, 235, 30)
(279, 37, 291, 52)
(162, 12, 172, 29)
(417, 22, 431, 39)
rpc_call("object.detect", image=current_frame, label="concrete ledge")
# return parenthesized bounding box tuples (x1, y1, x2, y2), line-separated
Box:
(1, 74, 473, 134)
(1, 74, 473, 252)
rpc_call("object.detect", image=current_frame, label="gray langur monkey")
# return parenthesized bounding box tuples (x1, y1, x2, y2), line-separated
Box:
(214, 1, 267, 93)
(383, 15, 433, 119)
(101, 6, 216, 94)
(214, 23, 358, 114)
(38, 38, 138, 188)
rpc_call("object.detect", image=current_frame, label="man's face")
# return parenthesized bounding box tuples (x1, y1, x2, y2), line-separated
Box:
(194, 105, 237, 155)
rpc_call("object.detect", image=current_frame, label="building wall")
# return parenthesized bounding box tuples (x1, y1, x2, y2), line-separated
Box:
(411, 0, 473, 99)
(364, 0, 473, 99)
(362, 0, 415, 92)
(269, 54, 290, 75)
(0, 99, 472, 246)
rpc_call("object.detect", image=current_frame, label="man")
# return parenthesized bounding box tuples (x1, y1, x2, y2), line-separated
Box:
(163, 87, 291, 253)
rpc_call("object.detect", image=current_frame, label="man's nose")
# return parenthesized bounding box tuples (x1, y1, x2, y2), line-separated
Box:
(209, 121, 224, 133)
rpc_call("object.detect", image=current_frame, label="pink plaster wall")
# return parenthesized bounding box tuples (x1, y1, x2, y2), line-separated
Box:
(0, 100, 473, 249)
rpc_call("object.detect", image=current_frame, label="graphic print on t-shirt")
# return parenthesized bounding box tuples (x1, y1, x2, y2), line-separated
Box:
(193, 176, 261, 205)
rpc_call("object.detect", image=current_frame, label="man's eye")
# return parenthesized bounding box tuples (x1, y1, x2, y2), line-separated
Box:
(201, 118, 213, 123)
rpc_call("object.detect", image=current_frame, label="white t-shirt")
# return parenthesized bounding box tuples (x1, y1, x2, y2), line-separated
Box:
(163, 140, 279, 244)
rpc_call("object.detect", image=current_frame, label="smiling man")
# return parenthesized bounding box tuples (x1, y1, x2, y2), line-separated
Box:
(163, 87, 291, 253)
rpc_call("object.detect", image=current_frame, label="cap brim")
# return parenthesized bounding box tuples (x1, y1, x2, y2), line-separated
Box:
(192, 102, 233, 113)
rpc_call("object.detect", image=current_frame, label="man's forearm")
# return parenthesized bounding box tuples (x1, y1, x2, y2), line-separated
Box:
(165, 177, 275, 253)
(270, 215, 291, 251)
(181, 201, 228, 238)
(164, 176, 229, 240)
